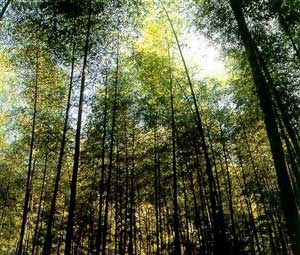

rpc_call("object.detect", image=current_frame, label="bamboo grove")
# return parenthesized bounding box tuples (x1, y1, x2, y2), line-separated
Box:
(0, 0, 300, 254)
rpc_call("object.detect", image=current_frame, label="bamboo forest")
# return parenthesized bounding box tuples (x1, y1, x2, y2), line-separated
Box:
(1, 0, 300, 254)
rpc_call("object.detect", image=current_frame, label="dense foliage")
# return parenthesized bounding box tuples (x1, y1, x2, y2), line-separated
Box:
(0, 0, 300, 254)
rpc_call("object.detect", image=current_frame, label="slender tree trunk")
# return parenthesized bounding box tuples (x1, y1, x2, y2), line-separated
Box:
(114, 144, 121, 255)
(187, 165, 203, 250)
(168, 45, 181, 255)
(277, 12, 300, 61)
(206, 127, 223, 208)
(154, 122, 161, 255)
(218, 125, 239, 253)
(241, 127, 278, 253)
(0, 183, 10, 233)
(229, 1, 300, 254)
(177, 137, 203, 250)
(32, 148, 48, 255)
(64, 2, 92, 254)
(238, 153, 262, 254)
(128, 132, 135, 255)
(42, 43, 76, 255)
(84, 166, 99, 255)
(95, 70, 109, 255)
(101, 27, 120, 255)
(0, 0, 11, 20)
(121, 129, 130, 255)
(157, 146, 163, 255)
(164, 8, 230, 254)
(252, 36, 300, 166)
(192, 138, 211, 253)
(56, 209, 66, 255)
(181, 173, 192, 255)
(17, 49, 39, 255)
(34, 206, 46, 255)
(279, 119, 300, 198)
